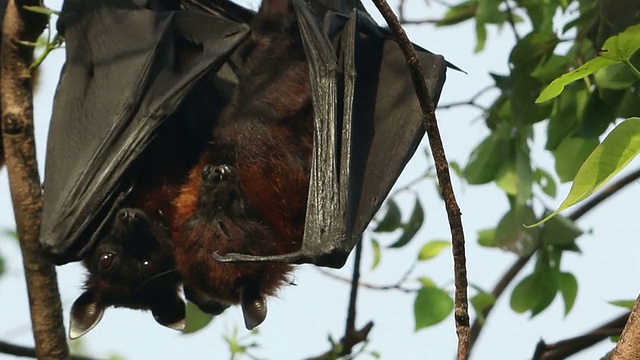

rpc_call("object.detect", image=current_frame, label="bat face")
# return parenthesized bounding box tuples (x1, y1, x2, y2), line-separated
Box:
(70, 208, 185, 339)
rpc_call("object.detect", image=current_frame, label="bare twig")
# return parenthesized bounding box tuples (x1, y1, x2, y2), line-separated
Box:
(609, 294, 640, 360)
(369, 0, 469, 358)
(0, 340, 99, 360)
(531, 312, 629, 360)
(1, 0, 68, 359)
(467, 167, 640, 358)
(318, 260, 420, 293)
(306, 240, 374, 360)
(503, 0, 520, 41)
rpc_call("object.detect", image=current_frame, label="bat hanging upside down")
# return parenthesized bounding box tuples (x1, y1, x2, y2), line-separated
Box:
(40, 0, 450, 337)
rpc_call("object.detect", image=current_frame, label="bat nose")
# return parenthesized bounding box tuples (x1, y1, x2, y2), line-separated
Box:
(116, 208, 144, 225)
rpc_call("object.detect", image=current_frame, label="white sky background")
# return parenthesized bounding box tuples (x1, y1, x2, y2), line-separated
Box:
(0, 0, 638, 359)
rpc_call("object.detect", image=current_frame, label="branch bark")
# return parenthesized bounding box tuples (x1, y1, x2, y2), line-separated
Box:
(368, 0, 469, 358)
(1, 1, 68, 359)
(609, 294, 640, 360)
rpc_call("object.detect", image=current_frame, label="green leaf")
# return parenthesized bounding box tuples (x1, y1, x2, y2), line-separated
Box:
(609, 300, 636, 310)
(470, 291, 495, 324)
(388, 198, 425, 248)
(558, 272, 578, 315)
(414, 286, 454, 330)
(577, 90, 616, 138)
(475, 21, 488, 53)
(553, 136, 599, 182)
(465, 134, 513, 184)
(595, 62, 640, 89)
(510, 272, 557, 315)
(417, 277, 436, 288)
(541, 215, 583, 246)
(533, 168, 557, 197)
(495, 206, 540, 256)
(0, 256, 4, 278)
(22, 5, 60, 16)
(449, 161, 464, 178)
(418, 240, 451, 261)
(531, 118, 640, 226)
(375, 200, 402, 233)
(371, 238, 382, 270)
(477, 228, 496, 247)
(183, 302, 214, 334)
(436, 1, 477, 26)
(537, 24, 640, 102)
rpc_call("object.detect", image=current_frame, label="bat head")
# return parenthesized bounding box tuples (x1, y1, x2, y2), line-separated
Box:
(69, 208, 185, 339)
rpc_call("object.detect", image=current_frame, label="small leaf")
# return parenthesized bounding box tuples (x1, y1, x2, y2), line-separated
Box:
(370, 238, 382, 270)
(418, 240, 451, 261)
(495, 206, 540, 256)
(530, 117, 640, 226)
(375, 200, 402, 233)
(510, 272, 557, 315)
(477, 228, 496, 247)
(183, 302, 214, 334)
(470, 291, 495, 324)
(609, 300, 636, 310)
(388, 198, 425, 248)
(541, 215, 583, 246)
(533, 168, 557, 197)
(558, 272, 578, 315)
(22, 5, 60, 15)
(417, 277, 436, 288)
(0, 256, 5, 277)
(414, 287, 454, 330)
(537, 24, 640, 102)
(537, 56, 617, 102)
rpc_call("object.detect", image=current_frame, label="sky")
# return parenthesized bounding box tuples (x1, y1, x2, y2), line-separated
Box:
(1, 0, 639, 359)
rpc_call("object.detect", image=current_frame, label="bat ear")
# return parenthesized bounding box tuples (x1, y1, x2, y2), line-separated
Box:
(241, 290, 267, 330)
(151, 294, 186, 331)
(69, 290, 105, 340)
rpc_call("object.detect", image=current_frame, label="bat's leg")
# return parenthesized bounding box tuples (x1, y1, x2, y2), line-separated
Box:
(213, 6, 359, 268)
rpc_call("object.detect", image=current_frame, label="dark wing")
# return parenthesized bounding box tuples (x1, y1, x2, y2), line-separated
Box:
(40, 0, 250, 264)
(213, 3, 447, 267)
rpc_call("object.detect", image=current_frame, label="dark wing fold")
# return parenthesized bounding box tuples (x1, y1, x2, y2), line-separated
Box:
(40, 0, 249, 264)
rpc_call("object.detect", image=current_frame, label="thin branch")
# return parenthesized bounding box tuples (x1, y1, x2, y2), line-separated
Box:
(0, 340, 99, 360)
(467, 167, 640, 358)
(609, 294, 640, 360)
(503, 0, 520, 41)
(1, 1, 68, 359)
(437, 85, 495, 112)
(318, 260, 420, 293)
(531, 312, 629, 360)
(306, 240, 374, 360)
(369, 0, 469, 359)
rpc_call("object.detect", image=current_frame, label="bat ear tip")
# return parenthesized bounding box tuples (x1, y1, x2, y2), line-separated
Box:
(241, 293, 267, 330)
(69, 290, 105, 339)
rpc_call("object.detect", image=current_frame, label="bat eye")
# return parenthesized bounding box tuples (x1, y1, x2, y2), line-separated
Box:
(140, 259, 156, 277)
(98, 252, 115, 271)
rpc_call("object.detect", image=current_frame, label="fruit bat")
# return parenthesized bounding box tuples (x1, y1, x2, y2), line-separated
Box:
(39, 0, 450, 334)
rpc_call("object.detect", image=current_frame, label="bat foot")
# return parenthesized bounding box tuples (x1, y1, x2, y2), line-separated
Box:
(212, 250, 314, 265)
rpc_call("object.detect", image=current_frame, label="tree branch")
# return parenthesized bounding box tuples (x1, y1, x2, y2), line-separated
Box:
(467, 167, 640, 358)
(0, 340, 99, 360)
(609, 294, 640, 360)
(532, 312, 629, 360)
(368, 0, 469, 358)
(306, 240, 374, 360)
(1, 1, 68, 359)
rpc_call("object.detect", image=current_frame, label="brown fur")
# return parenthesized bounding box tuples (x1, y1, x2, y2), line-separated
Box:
(173, 0, 313, 310)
